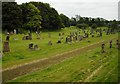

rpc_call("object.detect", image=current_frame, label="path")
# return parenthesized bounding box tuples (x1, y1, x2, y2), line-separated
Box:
(2, 37, 117, 82)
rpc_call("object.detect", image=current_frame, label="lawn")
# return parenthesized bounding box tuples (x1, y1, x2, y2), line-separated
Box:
(9, 42, 119, 82)
(2, 26, 118, 69)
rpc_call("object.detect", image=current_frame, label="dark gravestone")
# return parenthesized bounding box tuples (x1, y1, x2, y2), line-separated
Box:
(116, 40, 120, 49)
(100, 32, 102, 37)
(3, 41, 10, 52)
(59, 33, 61, 36)
(29, 43, 33, 49)
(101, 43, 105, 53)
(109, 40, 112, 48)
(26, 36, 29, 40)
(65, 37, 69, 43)
(92, 34, 94, 37)
(57, 40, 61, 44)
(73, 36, 77, 41)
(6, 35, 10, 41)
(69, 37, 72, 43)
(62, 32, 65, 35)
(34, 45, 39, 50)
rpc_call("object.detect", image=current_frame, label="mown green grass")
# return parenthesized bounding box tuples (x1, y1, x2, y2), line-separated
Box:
(2, 26, 118, 69)
(10, 42, 118, 82)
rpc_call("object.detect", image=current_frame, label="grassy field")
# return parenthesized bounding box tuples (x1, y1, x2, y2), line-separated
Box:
(9, 42, 119, 82)
(2, 26, 118, 69)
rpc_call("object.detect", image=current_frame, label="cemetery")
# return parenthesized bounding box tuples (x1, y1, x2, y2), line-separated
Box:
(1, 1, 120, 83)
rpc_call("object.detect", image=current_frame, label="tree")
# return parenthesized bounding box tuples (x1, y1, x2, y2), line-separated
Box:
(76, 23, 88, 29)
(2, 2, 22, 32)
(20, 3, 42, 32)
(31, 2, 63, 30)
(59, 14, 70, 27)
(91, 23, 97, 29)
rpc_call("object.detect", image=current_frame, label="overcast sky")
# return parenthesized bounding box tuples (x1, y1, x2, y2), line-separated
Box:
(16, 0, 119, 20)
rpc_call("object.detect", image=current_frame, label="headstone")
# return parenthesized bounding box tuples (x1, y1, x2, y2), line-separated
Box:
(116, 40, 120, 49)
(48, 41, 52, 45)
(29, 43, 33, 49)
(10, 31, 14, 35)
(78, 35, 83, 41)
(36, 31, 40, 39)
(57, 40, 61, 44)
(65, 36, 69, 43)
(14, 29, 16, 34)
(62, 32, 65, 35)
(59, 33, 61, 36)
(34, 45, 39, 50)
(6, 35, 10, 41)
(101, 43, 105, 53)
(3, 41, 10, 52)
(109, 40, 112, 48)
(92, 34, 94, 37)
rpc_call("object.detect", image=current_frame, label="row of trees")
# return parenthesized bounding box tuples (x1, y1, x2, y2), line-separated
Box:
(2, 2, 119, 32)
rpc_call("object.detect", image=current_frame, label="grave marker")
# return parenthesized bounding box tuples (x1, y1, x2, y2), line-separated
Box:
(3, 41, 10, 52)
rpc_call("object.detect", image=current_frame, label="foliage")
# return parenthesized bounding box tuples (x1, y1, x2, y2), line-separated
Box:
(60, 14, 70, 27)
(91, 23, 97, 29)
(2, 2, 22, 31)
(31, 2, 63, 30)
(20, 3, 42, 32)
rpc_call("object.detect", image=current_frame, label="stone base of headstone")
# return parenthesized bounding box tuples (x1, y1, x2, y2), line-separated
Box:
(37, 37, 40, 39)
(34, 45, 39, 50)
(3, 41, 10, 52)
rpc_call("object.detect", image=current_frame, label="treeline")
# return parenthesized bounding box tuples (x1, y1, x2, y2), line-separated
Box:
(2, 2, 119, 32)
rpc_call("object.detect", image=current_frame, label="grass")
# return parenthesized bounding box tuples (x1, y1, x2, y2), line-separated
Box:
(9, 43, 119, 82)
(2, 26, 118, 69)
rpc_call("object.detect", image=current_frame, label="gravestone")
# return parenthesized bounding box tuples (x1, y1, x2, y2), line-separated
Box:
(57, 40, 61, 44)
(6, 35, 10, 41)
(69, 36, 72, 44)
(116, 40, 120, 49)
(59, 33, 61, 36)
(109, 40, 112, 48)
(65, 36, 69, 43)
(3, 41, 10, 52)
(14, 29, 16, 34)
(48, 41, 52, 45)
(29, 43, 33, 49)
(10, 31, 13, 35)
(36, 31, 40, 39)
(28, 33, 32, 40)
(92, 34, 94, 37)
(62, 32, 65, 35)
(78, 35, 83, 41)
(34, 45, 39, 50)
(73, 36, 76, 41)
(101, 43, 105, 53)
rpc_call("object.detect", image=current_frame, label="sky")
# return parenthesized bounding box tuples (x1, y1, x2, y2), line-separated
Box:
(15, 0, 120, 20)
